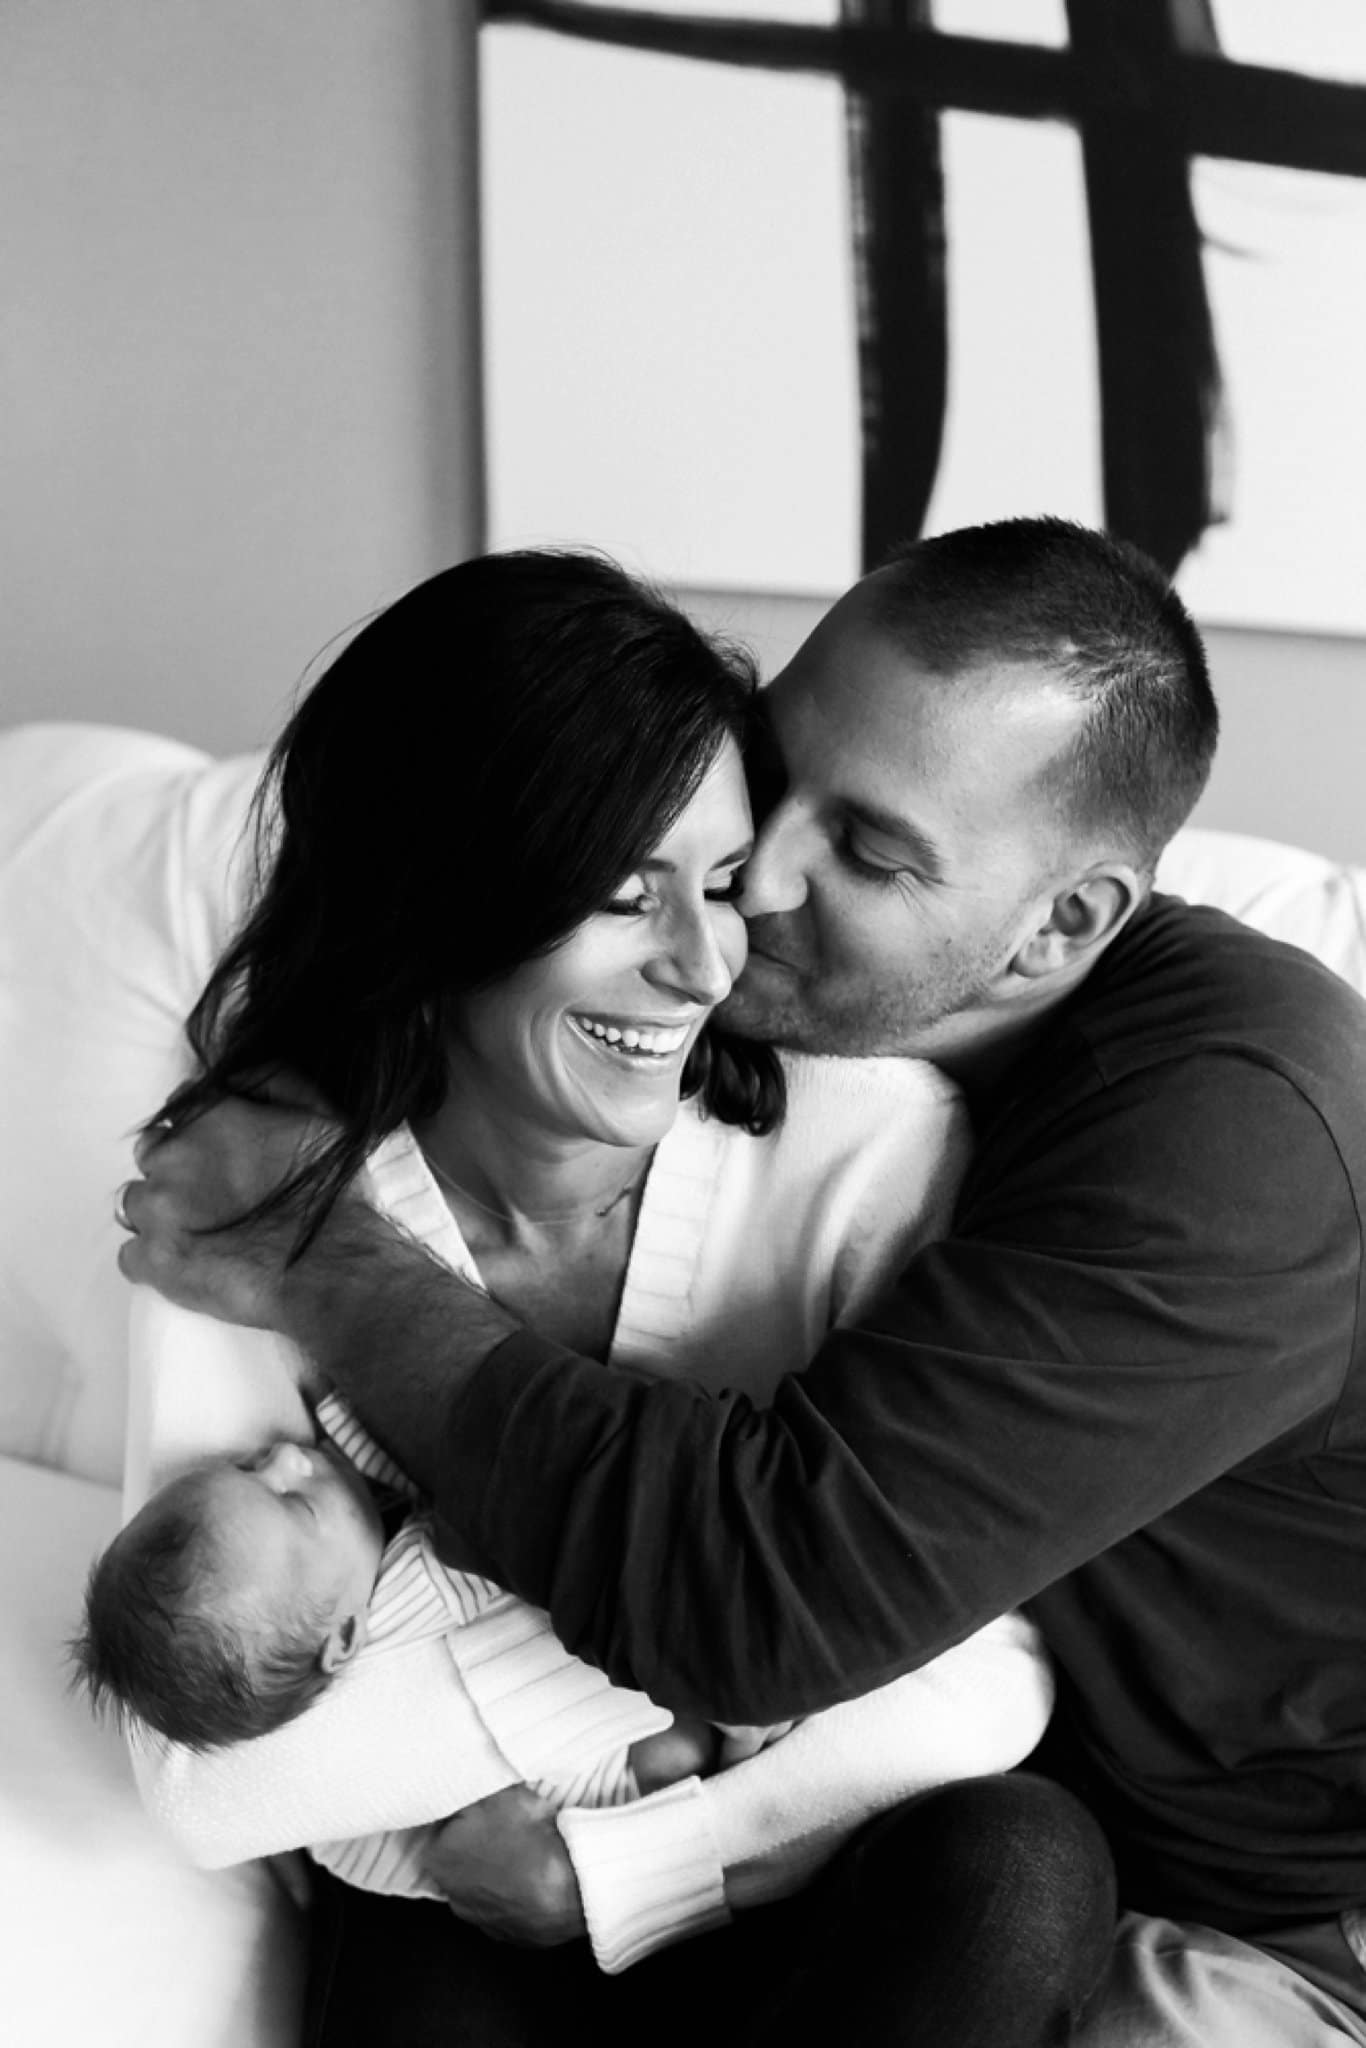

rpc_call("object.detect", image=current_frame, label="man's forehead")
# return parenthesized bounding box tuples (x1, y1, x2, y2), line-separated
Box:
(771, 612, 1075, 755)
(765, 612, 1086, 867)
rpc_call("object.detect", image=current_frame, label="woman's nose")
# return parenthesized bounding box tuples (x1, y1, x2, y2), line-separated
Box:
(653, 905, 736, 1007)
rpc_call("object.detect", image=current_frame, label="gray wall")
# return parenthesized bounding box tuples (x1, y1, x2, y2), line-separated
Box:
(4, 4, 1362, 865)
(1, 1, 483, 756)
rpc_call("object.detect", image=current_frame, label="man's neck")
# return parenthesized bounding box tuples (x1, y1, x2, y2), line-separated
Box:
(917, 987, 1075, 1100)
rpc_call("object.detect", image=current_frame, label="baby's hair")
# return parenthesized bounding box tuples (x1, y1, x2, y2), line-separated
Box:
(69, 1481, 334, 1751)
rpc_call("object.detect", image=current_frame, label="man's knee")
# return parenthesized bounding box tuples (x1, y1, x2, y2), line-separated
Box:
(788, 1777, 1117, 2045)
(843, 1773, 1115, 1933)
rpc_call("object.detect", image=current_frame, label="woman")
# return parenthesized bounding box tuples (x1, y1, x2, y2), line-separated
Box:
(121, 550, 1057, 2042)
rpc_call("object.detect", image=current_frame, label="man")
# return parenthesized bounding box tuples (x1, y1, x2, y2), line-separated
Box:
(121, 518, 1366, 2045)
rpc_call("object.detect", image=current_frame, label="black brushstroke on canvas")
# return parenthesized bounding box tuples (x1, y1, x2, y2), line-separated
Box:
(481, 0, 1366, 575)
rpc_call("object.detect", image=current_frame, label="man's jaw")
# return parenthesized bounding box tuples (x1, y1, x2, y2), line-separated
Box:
(736, 914, 806, 976)
(717, 948, 808, 1045)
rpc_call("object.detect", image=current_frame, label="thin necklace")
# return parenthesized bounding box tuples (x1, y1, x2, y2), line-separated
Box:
(421, 1145, 648, 1227)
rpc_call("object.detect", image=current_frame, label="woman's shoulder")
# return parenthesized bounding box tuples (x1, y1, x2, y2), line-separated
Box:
(778, 1051, 961, 1124)
(666, 1054, 970, 1368)
(764, 1051, 950, 1157)
(679, 1051, 966, 1206)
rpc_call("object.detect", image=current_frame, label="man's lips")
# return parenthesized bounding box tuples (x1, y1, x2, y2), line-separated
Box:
(741, 942, 797, 974)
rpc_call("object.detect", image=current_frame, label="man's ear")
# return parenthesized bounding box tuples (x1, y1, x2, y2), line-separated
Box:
(318, 1611, 367, 1675)
(1011, 864, 1144, 982)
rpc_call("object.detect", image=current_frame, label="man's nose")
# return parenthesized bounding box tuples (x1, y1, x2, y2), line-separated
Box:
(738, 804, 809, 917)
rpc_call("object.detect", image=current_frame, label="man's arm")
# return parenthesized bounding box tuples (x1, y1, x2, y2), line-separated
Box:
(121, 1062, 1359, 1723)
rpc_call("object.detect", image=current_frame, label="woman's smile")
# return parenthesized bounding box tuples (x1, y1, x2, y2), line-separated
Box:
(567, 1012, 697, 1062)
(441, 743, 752, 1151)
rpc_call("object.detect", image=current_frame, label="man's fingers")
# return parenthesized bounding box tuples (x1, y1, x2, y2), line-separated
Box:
(131, 1128, 159, 1172)
(132, 1115, 183, 1170)
(116, 1234, 147, 1284)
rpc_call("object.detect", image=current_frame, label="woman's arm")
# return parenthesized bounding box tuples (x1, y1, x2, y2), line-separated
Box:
(133, 1636, 523, 1864)
(556, 1612, 1051, 1973)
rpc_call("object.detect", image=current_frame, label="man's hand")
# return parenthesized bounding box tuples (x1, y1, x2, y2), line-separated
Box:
(117, 1078, 525, 1496)
(422, 1786, 587, 1946)
(117, 1089, 343, 1331)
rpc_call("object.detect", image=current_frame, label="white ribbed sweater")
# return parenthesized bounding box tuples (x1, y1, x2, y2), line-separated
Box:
(305, 1451, 651, 1900)
(126, 1055, 1052, 1972)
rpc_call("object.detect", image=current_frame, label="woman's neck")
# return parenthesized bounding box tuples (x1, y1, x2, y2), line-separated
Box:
(413, 1072, 655, 1251)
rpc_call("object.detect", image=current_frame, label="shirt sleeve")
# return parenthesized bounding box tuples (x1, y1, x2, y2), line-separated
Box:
(432, 1055, 1360, 1722)
(557, 1611, 1051, 1972)
(132, 1638, 522, 1866)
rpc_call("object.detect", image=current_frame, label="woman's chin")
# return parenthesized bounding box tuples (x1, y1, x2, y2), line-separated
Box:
(565, 1075, 686, 1152)
(582, 1100, 682, 1151)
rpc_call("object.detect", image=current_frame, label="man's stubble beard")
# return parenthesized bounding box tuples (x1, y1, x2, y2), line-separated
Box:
(719, 945, 1000, 1061)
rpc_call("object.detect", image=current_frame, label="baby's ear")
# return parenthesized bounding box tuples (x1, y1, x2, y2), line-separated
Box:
(318, 1612, 366, 1675)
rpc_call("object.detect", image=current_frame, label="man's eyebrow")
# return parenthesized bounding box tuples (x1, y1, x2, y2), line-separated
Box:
(843, 800, 946, 881)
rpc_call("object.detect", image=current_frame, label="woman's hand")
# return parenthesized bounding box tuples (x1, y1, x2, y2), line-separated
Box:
(422, 1786, 587, 1946)
(628, 1715, 720, 1793)
(117, 1089, 342, 1330)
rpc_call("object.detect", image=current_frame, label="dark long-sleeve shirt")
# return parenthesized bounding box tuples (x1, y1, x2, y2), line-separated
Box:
(432, 896, 1366, 1930)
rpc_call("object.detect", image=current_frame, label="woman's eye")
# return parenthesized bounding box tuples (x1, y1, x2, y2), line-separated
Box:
(605, 886, 652, 917)
(705, 869, 746, 903)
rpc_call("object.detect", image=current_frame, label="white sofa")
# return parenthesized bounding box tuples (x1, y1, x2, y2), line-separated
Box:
(2, 718, 1365, 2045)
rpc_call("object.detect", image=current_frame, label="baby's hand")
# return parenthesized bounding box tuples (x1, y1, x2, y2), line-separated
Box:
(628, 1716, 720, 1794)
(715, 1720, 800, 1767)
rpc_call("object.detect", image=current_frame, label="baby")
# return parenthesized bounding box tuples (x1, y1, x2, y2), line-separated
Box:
(76, 1437, 390, 1750)
(72, 1428, 730, 1896)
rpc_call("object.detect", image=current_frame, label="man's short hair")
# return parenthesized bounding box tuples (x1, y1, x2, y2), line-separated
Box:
(871, 517, 1218, 874)
(69, 1488, 332, 1750)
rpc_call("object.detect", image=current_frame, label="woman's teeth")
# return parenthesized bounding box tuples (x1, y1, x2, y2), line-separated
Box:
(573, 1016, 690, 1058)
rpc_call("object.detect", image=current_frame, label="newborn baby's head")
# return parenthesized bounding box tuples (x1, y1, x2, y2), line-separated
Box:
(71, 1439, 384, 1749)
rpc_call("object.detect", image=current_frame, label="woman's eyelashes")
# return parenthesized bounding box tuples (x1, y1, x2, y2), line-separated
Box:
(604, 888, 652, 917)
(604, 867, 747, 917)
(706, 867, 747, 903)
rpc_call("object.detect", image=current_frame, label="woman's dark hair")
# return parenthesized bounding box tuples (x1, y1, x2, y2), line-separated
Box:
(156, 549, 783, 1245)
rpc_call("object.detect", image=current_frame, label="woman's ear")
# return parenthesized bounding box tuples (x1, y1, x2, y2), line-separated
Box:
(318, 1611, 367, 1675)
(1012, 864, 1145, 982)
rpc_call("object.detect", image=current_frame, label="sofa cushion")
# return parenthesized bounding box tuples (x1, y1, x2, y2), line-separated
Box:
(1157, 826, 1366, 997)
(0, 1451, 304, 2046)
(0, 724, 262, 1484)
